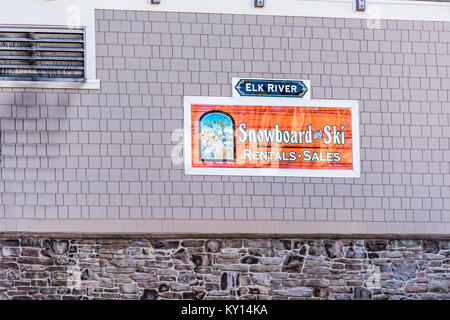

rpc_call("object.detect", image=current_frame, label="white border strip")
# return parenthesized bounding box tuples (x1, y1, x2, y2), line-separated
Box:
(2, 0, 450, 22)
(0, 80, 100, 90)
(184, 96, 360, 178)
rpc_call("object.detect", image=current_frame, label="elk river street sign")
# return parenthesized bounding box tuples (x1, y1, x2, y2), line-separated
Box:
(232, 78, 311, 99)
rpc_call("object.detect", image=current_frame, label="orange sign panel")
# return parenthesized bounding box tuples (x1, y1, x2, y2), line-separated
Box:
(184, 97, 360, 178)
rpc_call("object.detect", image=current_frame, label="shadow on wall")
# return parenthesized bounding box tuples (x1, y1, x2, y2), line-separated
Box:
(0, 92, 80, 168)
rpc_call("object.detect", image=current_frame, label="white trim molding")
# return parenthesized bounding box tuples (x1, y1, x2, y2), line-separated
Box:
(0, 79, 100, 90)
(2, 0, 450, 22)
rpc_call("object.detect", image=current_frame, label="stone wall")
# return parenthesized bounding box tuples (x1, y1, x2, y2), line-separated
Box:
(0, 236, 449, 300)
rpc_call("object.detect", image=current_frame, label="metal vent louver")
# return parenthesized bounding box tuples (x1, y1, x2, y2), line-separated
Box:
(0, 27, 85, 82)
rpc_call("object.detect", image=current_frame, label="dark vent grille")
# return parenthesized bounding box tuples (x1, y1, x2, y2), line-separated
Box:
(0, 28, 85, 82)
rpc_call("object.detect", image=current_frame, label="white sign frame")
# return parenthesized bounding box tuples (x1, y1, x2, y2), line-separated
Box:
(184, 96, 360, 178)
(232, 77, 311, 99)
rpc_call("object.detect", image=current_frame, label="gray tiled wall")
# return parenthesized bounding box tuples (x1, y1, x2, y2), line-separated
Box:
(0, 10, 449, 234)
